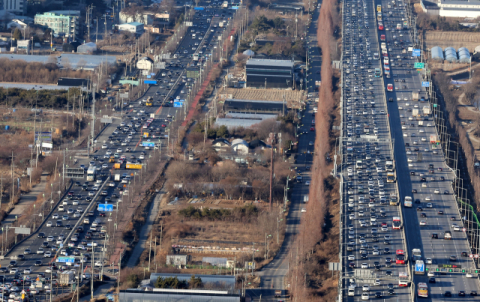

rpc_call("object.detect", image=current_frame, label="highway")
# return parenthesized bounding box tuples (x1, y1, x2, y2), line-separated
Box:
(340, 0, 410, 300)
(379, 0, 480, 299)
(0, 5, 231, 300)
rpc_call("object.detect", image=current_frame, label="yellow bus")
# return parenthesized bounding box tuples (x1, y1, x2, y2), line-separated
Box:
(377, 4, 382, 12)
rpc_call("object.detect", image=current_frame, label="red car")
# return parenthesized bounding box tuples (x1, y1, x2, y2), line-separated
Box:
(310, 127, 315, 131)
(161, 124, 167, 127)
(99, 213, 106, 217)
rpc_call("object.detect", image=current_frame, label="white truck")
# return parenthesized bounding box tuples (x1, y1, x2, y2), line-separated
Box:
(412, 91, 419, 101)
(222, 1, 228, 8)
(423, 106, 431, 116)
(60, 271, 75, 286)
(114, 174, 121, 181)
(412, 108, 420, 120)
(219, 21, 224, 27)
(304, 195, 309, 203)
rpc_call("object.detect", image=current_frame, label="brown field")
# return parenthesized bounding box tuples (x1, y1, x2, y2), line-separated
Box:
(425, 31, 480, 51)
(218, 88, 305, 109)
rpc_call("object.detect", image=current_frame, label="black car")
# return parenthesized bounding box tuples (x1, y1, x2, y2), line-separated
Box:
(412, 189, 417, 193)
(384, 248, 390, 254)
(415, 199, 421, 204)
(35, 260, 42, 266)
(444, 291, 452, 297)
(421, 213, 427, 218)
(65, 225, 72, 230)
(471, 291, 478, 296)
(38, 232, 46, 238)
(459, 291, 466, 297)
(450, 255, 457, 261)
(444, 190, 449, 195)
(375, 292, 382, 298)
(429, 277, 435, 283)
(388, 289, 395, 295)
(417, 207, 423, 211)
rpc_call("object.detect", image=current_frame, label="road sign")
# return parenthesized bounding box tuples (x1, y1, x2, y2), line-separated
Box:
(414, 62, 425, 69)
(463, 228, 466, 232)
(66, 168, 85, 179)
(57, 256, 75, 263)
(422, 81, 430, 87)
(415, 261, 425, 273)
(98, 204, 114, 212)
(412, 49, 421, 57)
(475, 254, 480, 259)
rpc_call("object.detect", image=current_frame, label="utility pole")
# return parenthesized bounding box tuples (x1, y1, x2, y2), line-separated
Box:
(11, 152, 14, 205)
(269, 133, 275, 210)
(96, 18, 98, 43)
(91, 84, 96, 152)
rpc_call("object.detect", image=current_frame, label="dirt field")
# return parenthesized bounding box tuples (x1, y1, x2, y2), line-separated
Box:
(218, 88, 305, 109)
(456, 91, 480, 160)
(425, 31, 480, 51)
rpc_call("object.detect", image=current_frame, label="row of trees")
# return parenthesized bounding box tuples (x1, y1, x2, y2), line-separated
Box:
(178, 204, 259, 221)
(154, 276, 203, 289)
(417, 13, 480, 32)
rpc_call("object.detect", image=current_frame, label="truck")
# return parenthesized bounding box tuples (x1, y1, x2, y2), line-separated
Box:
(430, 135, 438, 144)
(221, 1, 228, 8)
(387, 172, 395, 183)
(274, 290, 282, 297)
(417, 282, 428, 298)
(219, 21, 224, 27)
(390, 194, 398, 206)
(114, 174, 121, 182)
(423, 106, 431, 116)
(193, 54, 199, 61)
(303, 195, 309, 203)
(418, 120, 424, 126)
(412, 108, 420, 120)
(60, 271, 75, 286)
(348, 286, 355, 296)
(412, 91, 419, 101)
(392, 217, 401, 229)
(415, 260, 425, 275)
(381, 42, 386, 50)
(397, 23, 402, 30)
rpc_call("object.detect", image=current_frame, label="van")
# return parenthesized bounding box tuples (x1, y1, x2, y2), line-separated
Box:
(303, 195, 309, 203)
(348, 286, 355, 296)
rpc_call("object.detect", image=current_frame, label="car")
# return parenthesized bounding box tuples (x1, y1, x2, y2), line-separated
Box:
(438, 211, 444, 215)
(429, 277, 435, 283)
(450, 255, 457, 261)
(420, 220, 427, 226)
(24, 268, 31, 274)
(24, 248, 31, 254)
(301, 208, 306, 213)
(35, 260, 42, 266)
(36, 248, 44, 254)
(361, 293, 369, 300)
(459, 291, 466, 297)
(471, 291, 478, 296)
(434, 189, 440, 194)
(444, 291, 452, 297)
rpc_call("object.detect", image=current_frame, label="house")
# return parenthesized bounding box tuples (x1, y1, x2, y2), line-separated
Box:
(231, 139, 249, 155)
(166, 255, 190, 266)
(7, 19, 27, 29)
(249, 139, 271, 151)
(118, 22, 144, 34)
(144, 25, 162, 33)
(136, 57, 153, 70)
(212, 138, 231, 152)
(119, 11, 154, 25)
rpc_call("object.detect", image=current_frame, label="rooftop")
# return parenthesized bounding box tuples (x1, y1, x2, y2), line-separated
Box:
(128, 22, 144, 26)
(246, 58, 294, 68)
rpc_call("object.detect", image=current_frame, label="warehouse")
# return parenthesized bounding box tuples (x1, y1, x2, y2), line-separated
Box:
(245, 59, 294, 89)
(223, 99, 286, 114)
(118, 22, 144, 34)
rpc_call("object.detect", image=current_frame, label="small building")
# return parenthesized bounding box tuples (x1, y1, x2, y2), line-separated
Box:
(155, 12, 170, 23)
(212, 138, 231, 152)
(144, 25, 162, 34)
(166, 255, 190, 266)
(231, 138, 249, 155)
(77, 42, 97, 54)
(421, 0, 480, 18)
(7, 19, 27, 30)
(118, 22, 144, 34)
(4, 0, 27, 15)
(246, 58, 294, 89)
(249, 139, 271, 151)
(119, 11, 154, 25)
(224, 99, 287, 115)
(136, 56, 154, 70)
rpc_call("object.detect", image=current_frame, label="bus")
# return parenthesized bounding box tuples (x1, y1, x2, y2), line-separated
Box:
(377, 4, 382, 12)
(404, 196, 412, 207)
(86, 166, 96, 181)
(374, 68, 382, 77)
(399, 272, 409, 287)
(392, 217, 401, 229)
(417, 282, 428, 298)
(380, 34, 386, 41)
(378, 23, 384, 31)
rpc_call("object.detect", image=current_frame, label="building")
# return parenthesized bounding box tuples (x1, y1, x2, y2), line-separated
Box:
(231, 139, 249, 155)
(34, 11, 80, 39)
(224, 99, 287, 115)
(3, 0, 26, 15)
(118, 22, 144, 34)
(211, 138, 231, 152)
(214, 113, 278, 130)
(155, 12, 170, 23)
(245, 59, 294, 89)
(7, 19, 27, 29)
(119, 290, 240, 302)
(144, 25, 162, 34)
(421, 0, 480, 17)
(119, 11, 154, 25)
(137, 57, 153, 70)
(166, 255, 190, 266)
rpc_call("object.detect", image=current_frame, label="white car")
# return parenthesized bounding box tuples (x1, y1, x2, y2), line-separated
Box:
(348, 255, 355, 261)
(427, 271, 435, 277)
(102, 144, 108, 149)
(301, 208, 306, 213)
(426, 203, 433, 208)
(361, 263, 368, 269)
(374, 279, 381, 286)
(305, 181, 310, 186)
(426, 258, 432, 264)
(362, 285, 370, 292)
(372, 249, 380, 255)
(466, 273, 478, 278)
(434, 189, 440, 194)
(362, 293, 369, 300)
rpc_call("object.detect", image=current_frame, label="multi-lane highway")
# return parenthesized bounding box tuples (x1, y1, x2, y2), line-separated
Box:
(379, 0, 480, 299)
(0, 4, 232, 300)
(340, 0, 411, 300)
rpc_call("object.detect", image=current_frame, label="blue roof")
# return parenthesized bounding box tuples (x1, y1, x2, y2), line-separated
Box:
(128, 22, 143, 26)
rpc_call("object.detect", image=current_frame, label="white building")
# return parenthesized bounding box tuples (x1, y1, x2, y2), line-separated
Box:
(136, 57, 153, 70)
(118, 22, 144, 34)
(231, 139, 249, 155)
(119, 11, 154, 25)
(421, 0, 480, 18)
(7, 19, 27, 29)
